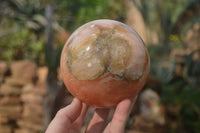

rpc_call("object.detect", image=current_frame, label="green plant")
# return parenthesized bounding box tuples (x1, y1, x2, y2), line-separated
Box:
(0, 28, 44, 63)
(161, 78, 200, 133)
(55, 0, 126, 32)
(132, 0, 200, 50)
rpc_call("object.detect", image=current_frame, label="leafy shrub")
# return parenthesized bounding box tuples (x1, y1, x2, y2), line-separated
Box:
(0, 27, 44, 63)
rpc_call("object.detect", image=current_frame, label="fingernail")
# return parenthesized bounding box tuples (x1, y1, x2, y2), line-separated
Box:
(72, 97, 78, 104)
(131, 95, 138, 103)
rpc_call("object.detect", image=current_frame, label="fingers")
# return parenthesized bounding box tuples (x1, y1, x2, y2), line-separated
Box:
(86, 108, 110, 133)
(45, 98, 82, 133)
(45, 96, 137, 133)
(70, 103, 89, 129)
(104, 97, 137, 133)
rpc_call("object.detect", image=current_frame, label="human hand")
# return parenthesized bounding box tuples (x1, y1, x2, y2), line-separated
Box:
(45, 97, 137, 133)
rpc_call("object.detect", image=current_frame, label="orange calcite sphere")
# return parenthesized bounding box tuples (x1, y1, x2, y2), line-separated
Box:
(60, 19, 150, 108)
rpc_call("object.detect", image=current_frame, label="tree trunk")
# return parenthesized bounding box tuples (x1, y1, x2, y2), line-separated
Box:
(43, 4, 61, 130)
(43, 72, 61, 129)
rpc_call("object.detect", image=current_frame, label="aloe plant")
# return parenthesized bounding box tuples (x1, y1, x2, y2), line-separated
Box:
(132, 0, 200, 48)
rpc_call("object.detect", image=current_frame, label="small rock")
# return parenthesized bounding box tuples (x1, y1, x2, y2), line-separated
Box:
(0, 84, 21, 96)
(0, 96, 21, 105)
(21, 93, 42, 104)
(0, 125, 12, 133)
(10, 60, 37, 82)
(0, 105, 21, 115)
(37, 66, 48, 86)
(17, 120, 43, 132)
(5, 77, 27, 87)
(0, 62, 8, 76)
(15, 128, 37, 133)
(139, 89, 165, 125)
(22, 104, 43, 117)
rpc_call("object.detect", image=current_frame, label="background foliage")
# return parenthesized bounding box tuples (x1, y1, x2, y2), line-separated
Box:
(55, 0, 126, 32)
(0, 0, 126, 63)
(0, 0, 200, 132)
(132, 0, 200, 132)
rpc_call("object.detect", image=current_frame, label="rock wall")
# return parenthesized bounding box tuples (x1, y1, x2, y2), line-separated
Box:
(0, 61, 47, 133)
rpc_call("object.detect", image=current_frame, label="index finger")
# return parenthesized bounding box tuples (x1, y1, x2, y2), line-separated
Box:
(104, 97, 137, 133)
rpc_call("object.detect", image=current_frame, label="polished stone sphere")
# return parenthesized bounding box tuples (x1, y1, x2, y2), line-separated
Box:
(60, 19, 150, 108)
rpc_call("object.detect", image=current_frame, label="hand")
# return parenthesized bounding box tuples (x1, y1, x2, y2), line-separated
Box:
(45, 97, 137, 133)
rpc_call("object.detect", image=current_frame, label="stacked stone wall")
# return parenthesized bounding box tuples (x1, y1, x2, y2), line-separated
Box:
(0, 61, 47, 133)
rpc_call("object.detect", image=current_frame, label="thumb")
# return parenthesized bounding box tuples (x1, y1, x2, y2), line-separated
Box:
(45, 98, 82, 133)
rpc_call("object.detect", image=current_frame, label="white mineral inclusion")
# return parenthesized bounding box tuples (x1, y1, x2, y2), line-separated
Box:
(88, 63, 92, 67)
(86, 46, 90, 51)
(90, 24, 95, 28)
(91, 33, 96, 36)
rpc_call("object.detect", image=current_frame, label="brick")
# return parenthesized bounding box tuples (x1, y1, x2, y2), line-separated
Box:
(22, 104, 43, 117)
(0, 96, 21, 105)
(0, 105, 21, 114)
(0, 84, 21, 96)
(21, 93, 42, 104)
(17, 120, 43, 132)
(5, 78, 27, 87)
(0, 125, 12, 133)
(14, 128, 36, 133)
(0, 62, 8, 76)
(10, 61, 37, 82)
